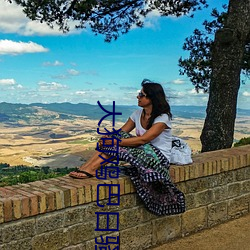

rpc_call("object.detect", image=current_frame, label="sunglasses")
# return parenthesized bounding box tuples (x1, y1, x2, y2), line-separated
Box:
(138, 92, 146, 98)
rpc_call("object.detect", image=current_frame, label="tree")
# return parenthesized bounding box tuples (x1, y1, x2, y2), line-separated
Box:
(200, 0, 250, 152)
(179, 2, 250, 152)
(8, 0, 250, 152)
(8, 0, 208, 42)
(179, 6, 250, 92)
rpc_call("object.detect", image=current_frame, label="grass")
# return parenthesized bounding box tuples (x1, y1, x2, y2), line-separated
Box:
(0, 164, 77, 187)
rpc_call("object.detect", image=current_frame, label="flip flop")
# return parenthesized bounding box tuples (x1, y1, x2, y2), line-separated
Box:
(69, 169, 95, 179)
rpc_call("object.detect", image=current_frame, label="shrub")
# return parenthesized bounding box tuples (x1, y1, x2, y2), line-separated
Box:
(234, 137, 250, 147)
(0, 165, 77, 187)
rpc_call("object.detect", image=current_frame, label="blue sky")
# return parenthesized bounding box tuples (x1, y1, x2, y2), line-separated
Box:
(0, 0, 249, 108)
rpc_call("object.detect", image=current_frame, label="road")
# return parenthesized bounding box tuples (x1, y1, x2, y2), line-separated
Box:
(151, 213, 250, 250)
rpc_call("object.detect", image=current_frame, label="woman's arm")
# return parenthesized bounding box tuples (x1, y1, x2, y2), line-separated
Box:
(119, 122, 168, 147)
(120, 118, 135, 133)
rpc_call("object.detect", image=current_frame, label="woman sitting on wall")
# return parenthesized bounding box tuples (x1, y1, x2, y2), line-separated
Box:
(69, 79, 185, 215)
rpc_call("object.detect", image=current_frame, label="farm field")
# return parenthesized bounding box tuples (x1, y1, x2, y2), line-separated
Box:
(0, 114, 249, 168)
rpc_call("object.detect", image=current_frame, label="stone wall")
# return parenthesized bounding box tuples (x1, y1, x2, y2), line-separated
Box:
(0, 145, 249, 250)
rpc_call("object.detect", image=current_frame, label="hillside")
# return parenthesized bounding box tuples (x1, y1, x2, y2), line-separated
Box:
(1, 102, 250, 124)
(0, 102, 249, 167)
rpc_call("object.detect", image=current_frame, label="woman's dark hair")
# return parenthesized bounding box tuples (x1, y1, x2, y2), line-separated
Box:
(141, 79, 172, 129)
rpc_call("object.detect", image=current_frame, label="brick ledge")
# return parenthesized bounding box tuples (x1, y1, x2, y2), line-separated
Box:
(0, 145, 249, 224)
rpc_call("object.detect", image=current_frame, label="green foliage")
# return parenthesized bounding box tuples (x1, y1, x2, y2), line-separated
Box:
(234, 137, 250, 147)
(0, 164, 77, 187)
(8, 0, 208, 42)
(179, 5, 250, 92)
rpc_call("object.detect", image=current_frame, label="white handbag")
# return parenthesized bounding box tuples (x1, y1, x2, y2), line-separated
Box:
(170, 136, 193, 165)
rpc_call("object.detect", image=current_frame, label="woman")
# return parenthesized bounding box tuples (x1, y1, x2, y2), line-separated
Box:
(69, 79, 185, 215)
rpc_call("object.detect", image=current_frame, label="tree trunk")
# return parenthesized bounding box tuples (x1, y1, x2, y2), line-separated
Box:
(200, 0, 250, 152)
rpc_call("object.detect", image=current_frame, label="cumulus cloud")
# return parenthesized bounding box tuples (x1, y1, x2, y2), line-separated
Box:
(0, 78, 16, 85)
(0, 78, 24, 90)
(0, 39, 48, 55)
(17, 84, 24, 89)
(0, 0, 82, 36)
(75, 91, 86, 95)
(43, 60, 63, 66)
(243, 91, 250, 97)
(38, 81, 68, 91)
(68, 69, 80, 76)
(172, 79, 186, 85)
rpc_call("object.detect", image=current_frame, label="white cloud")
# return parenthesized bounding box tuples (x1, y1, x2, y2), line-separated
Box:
(172, 79, 185, 85)
(0, 39, 48, 55)
(17, 84, 24, 89)
(43, 60, 63, 66)
(38, 81, 68, 91)
(0, 78, 16, 85)
(75, 91, 86, 95)
(0, 78, 24, 91)
(68, 69, 80, 76)
(243, 91, 250, 97)
(0, 0, 83, 36)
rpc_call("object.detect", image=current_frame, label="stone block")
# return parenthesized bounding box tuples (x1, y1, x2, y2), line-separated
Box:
(86, 232, 119, 250)
(245, 166, 250, 179)
(62, 244, 86, 250)
(36, 212, 64, 234)
(119, 206, 145, 230)
(228, 195, 249, 219)
(216, 171, 235, 186)
(175, 182, 187, 194)
(185, 193, 195, 210)
(32, 228, 70, 250)
(2, 218, 36, 243)
(213, 185, 228, 201)
(208, 201, 227, 227)
(119, 194, 137, 209)
(0, 200, 4, 223)
(0, 228, 2, 244)
(152, 214, 181, 246)
(185, 178, 209, 193)
(228, 183, 241, 198)
(181, 206, 207, 236)
(64, 207, 85, 227)
(83, 203, 100, 220)
(235, 168, 246, 181)
(194, 189, 214, 207)
(0, 238, 32, 250)
(120, 222, 152, 250)
(241, 179, 250, 194)
(67, 221, 95, 245)
(95, 212, 120, 236)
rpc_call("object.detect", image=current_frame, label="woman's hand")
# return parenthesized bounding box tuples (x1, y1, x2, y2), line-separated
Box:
(98, 136, 118, 147)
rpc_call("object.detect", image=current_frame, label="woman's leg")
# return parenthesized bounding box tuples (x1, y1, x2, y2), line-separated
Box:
(69, 151, 114, 178)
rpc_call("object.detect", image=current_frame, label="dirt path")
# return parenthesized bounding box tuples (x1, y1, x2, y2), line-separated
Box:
(151, 213, 250, 250)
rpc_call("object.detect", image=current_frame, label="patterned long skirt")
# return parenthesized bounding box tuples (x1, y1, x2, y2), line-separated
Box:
(100, 131, 185, 216)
